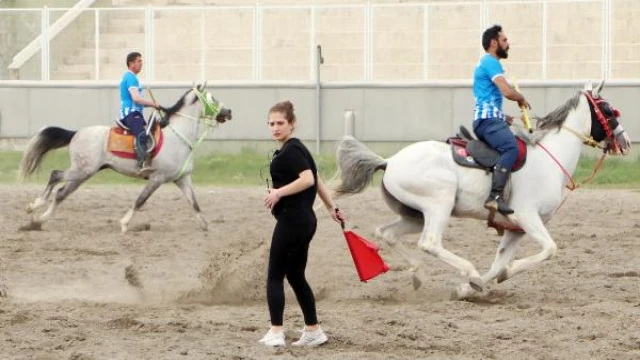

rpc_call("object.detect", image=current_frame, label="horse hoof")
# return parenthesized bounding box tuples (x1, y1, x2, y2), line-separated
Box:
(124, 265, 144, 289)
(19, 221, 42, 231)
(496, 269, 509, 283)
(469, 277, 484, 292)
(412, 273, 422, 290)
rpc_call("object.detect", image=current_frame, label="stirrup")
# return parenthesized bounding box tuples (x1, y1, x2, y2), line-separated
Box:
(484, 196, 514, 215)
(136, 166, 155, 178)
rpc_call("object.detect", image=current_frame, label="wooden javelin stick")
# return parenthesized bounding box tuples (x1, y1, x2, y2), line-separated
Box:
(512, 77, 532, 133)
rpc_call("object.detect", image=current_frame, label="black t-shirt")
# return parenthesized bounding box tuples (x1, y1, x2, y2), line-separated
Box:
(270, 138, 318, 216)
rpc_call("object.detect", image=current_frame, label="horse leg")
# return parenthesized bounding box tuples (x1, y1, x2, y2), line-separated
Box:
(174, 175, 208, 231)
(478, 230, 525, 288)
(32, 172, 90, 227)
(120, 180, 163, 234)
(497, 212, 557, 283)
(417, 205, 482, 299)
(26, 170, 64, 214)
(375, 217, 423, 269)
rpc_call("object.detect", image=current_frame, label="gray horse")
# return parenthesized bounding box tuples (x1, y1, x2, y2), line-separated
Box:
(20, 84, 232, 233)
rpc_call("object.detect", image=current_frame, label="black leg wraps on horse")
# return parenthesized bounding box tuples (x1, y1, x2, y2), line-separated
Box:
(485, 165, 514, 215)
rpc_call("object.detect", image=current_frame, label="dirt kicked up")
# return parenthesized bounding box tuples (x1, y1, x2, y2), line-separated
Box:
(1, 185, 639, 359)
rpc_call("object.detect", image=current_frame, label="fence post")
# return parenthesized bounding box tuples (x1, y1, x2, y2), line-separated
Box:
(95, 9, 100, 80)
(422, 4, 428, 80)
(41, 6, 50, 80)
(541, 0, 547, 79)
(315, 44, 324, 153)
(145, 5, 154, 80)
(254, 4, 262, 80)
(200, 10, 206, 80)
(344, 109, 355, 137)
(310, 6, 316, 81)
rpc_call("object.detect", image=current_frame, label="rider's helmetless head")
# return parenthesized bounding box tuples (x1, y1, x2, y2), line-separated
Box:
(482, 25, 510, 60)
(126, 52, 143, 74)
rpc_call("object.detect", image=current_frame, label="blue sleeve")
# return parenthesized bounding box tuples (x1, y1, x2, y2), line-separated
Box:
(482, 56, 504, 81)
(124, 72, 139, 90)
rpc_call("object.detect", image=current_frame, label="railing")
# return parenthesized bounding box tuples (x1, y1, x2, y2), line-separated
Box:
(1, 0, 639, 81)
(6, 0, 99, 80)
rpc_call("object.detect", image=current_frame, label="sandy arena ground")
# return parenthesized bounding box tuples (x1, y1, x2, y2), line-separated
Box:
(0, 184, 639, 359)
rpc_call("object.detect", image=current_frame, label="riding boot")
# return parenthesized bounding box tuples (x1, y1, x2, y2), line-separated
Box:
(158, 115, 170, 128)
(135, 133, 148, 168)
(484, 165, 514, 215)
(135, 133, 155, 178)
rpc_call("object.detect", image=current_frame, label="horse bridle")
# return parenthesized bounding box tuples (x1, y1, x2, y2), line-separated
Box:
(174, 88, 224, 126)
(168, 88, 225, 179)
(584, 90, 622, 153)
(538, 91, 624, 192)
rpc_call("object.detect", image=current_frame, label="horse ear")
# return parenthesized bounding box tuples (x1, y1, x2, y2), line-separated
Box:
(584, 80, 593, 92)
(592, 79, 605, 99)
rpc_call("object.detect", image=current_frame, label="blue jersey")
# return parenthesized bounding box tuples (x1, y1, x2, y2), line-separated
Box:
(120, 70, 144, 119)
(473, 54, 505, 121)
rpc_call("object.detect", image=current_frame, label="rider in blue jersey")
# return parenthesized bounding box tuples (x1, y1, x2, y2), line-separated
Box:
(473, 25, 531, 215)
(120, 52, 161, 174)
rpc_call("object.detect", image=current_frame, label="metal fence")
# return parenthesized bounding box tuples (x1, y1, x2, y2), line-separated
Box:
(1, 0, 639, 81)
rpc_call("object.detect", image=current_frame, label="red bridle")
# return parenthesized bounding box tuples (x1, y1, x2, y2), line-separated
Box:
(583, 90, 620, 153)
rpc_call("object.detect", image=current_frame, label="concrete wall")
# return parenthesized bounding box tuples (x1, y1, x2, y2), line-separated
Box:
(0, 80, 638, 154)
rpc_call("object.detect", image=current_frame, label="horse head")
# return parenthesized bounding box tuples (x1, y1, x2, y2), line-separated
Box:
(193, 82, 232, 124)
(161, 84, 232, 125)
(584, 80, 631, 155)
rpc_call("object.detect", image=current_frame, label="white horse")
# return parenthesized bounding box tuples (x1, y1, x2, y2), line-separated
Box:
(335, 81, 631, 299)
(19, 84, 232, 233)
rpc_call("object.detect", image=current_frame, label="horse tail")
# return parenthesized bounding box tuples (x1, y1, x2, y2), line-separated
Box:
(335, 135, 387, 195)
(19, 127, 76, 180)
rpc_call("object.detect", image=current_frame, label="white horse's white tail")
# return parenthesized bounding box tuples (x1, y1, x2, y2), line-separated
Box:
(19, 126, 76, 181)
(335, 136, 387, 196)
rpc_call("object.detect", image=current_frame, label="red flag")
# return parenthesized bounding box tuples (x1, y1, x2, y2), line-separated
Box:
(340, 221, 390, 282)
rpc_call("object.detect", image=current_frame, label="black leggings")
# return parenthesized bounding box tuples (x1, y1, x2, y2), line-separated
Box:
(267, 209, 318, 327)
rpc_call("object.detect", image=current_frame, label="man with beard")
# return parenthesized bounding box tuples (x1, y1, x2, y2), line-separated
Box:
(472, 24, 531, 215)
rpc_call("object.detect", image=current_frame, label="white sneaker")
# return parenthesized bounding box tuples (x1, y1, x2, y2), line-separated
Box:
(292, 328, 328, 347)
(258, 329, 285, 347)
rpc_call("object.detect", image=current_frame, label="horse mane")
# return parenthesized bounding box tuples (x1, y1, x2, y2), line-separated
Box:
(158, 88, 199, 127)
(162, 89, 197, 117)
(516, 91, 583, 144)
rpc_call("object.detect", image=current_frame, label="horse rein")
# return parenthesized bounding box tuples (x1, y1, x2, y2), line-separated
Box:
(534, 89, 623, 192)
(534, 91, 620, 213)
(167, 88, 224, 178)
(536, 142, 606, 192)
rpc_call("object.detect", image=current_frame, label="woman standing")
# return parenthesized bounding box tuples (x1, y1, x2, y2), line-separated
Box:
(259, 100, 345, 347)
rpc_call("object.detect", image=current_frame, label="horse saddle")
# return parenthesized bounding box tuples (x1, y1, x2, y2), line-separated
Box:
(446, 126, 527, 172)
(107, 122, 164, 160)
